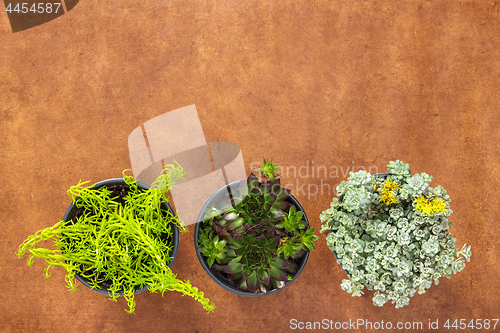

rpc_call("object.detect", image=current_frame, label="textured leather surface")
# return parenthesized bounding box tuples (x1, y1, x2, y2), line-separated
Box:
(1, 1, 498, 332)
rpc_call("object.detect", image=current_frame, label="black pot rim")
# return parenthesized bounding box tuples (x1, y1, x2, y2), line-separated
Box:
(62, 178, 180, 296)
(373, 172, 389, 177)
(194, 179, 310, 297)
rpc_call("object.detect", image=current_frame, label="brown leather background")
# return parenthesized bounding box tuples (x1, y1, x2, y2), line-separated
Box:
(1, 1, 499, 332)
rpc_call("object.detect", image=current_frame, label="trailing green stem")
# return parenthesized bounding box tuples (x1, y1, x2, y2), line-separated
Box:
(18, 165, 215, 313)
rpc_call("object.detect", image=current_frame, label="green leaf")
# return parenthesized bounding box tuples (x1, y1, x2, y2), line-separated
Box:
(269, 268, 288, 281)
(216, 252, 226, 260)
(223, 212, 239, 222)
(285, 260, 298, 274)
(207, 256, 215, 267)
(270, 257, 289, 269)
(276, 188, 290, 201)
(234, 226, 246, 234)
(272, 201, 292, 211)
(226, 238, 242, 250)
(243, 265, 253, 276)
(250, 188, 262, 198)
(264, 193, 274, 204)
(261, 183, 272, 195)
(226, 248, 237, 258)
(257, 268, 270, 285)
(235, 235, 250, 247)
(270, 179, 282, 193)
(258, 280, 269, 293)
(239, 211, 251, 221)
(215, 240, 227, 249)
(270, 209, 285, 221)
(224, 257, 244, 274)
(254, 234, 267, 247)
(227, 218, 245, 230)
(246, 271, 258, 291)
(304, 242, 315, 251)
(217, 219, 229, 227)
(266, 237, 280, 250)
(295, 211, 304, 221)
(238, 279, 248, 291)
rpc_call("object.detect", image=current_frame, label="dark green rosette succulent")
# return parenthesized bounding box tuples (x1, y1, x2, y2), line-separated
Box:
(198, 159, 318, 293)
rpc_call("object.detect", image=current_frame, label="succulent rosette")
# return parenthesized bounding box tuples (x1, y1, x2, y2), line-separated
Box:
(198, 159, 318, 294)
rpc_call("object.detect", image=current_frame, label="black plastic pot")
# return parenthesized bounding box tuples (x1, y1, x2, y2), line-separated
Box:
(62, 178, 180, 296)
(331, 172, 388, 276)
(194, 179, 310, 297)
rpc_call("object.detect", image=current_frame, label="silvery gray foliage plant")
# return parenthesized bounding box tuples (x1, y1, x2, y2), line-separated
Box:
(319, 160, 472, 308)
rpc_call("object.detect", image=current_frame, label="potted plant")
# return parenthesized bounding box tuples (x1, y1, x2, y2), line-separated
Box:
(319, 160, 472, 308)
(17, 165, 215, 313)
(195, 159, 319, 295)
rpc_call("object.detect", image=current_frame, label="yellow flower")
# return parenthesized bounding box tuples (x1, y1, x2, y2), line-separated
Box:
(415, 196, 447, 215)
(378, 180, 400, 206)
(430, 198, 447, 214)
